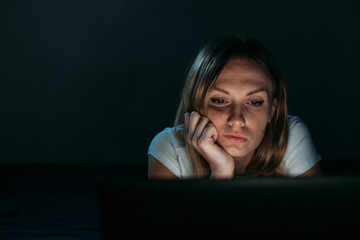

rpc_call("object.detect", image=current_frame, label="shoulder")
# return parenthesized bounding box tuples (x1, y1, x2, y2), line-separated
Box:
(287, 115, 312, 141)
(150, 127, 173, 145)
(148, 125, 185, 150)
(148, 127, 175, 157)
(147, 125, 191, 178)
(283, 115, 321, 176)
(287, 114, 315, 152)
(288, 115, 306, 131)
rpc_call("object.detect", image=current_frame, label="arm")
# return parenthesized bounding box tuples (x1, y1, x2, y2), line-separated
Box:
(297, 163, 322, 177)
(147, 127, 184, 179)
(148, 155, 178, 179)
(284, 116, 322, 177)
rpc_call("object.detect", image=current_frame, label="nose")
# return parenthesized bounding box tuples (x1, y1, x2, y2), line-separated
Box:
(227, 104, 246, 128)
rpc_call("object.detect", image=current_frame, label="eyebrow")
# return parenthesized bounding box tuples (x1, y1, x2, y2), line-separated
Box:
(212, 86, 268, 96)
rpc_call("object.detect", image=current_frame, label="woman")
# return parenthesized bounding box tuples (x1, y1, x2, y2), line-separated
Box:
(148, 35, 321, 179)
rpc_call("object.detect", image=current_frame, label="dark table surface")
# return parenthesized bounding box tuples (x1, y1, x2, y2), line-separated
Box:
(0, 159, 359, 239)
(0, 163, 146, 240)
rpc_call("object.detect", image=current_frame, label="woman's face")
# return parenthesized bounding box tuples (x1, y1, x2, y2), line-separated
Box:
(204, 58, 277, 160)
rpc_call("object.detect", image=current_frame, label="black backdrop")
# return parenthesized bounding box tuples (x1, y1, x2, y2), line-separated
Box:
(1, 0, 359, 165)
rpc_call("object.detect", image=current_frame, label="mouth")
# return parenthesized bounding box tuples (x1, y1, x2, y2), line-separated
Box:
(223, 134, 247, 143)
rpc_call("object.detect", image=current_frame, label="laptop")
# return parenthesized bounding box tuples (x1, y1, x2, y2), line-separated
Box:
(98, 175, 360, 238)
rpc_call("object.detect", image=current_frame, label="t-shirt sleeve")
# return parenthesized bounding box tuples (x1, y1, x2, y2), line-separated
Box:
(283, 116, 322, 177)
(147, 128, 182, 177)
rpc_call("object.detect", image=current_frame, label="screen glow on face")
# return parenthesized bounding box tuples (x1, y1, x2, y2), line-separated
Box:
(204, 58, 276, 159)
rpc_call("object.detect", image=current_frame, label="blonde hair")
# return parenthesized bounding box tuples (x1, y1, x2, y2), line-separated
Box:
(174, 36, 289, 178)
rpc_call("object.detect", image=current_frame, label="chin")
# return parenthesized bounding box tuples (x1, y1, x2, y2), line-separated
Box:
(223, 146, 249, 158)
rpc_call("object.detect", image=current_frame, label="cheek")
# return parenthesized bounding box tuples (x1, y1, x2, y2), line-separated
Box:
(248, 117, 268, 140)
(243, 109, 269, 135)
(250, 110, 268, 124)
(206, 109, 227, 128)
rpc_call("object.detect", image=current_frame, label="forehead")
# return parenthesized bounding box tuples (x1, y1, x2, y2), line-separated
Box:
(213, 58, 274, 92)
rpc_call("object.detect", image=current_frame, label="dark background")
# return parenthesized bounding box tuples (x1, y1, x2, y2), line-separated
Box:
(1, 1, 360, 239)
(1, 0, 360, 166)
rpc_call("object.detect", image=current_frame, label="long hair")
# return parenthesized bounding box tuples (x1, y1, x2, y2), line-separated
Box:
(174, 36, 289, 178)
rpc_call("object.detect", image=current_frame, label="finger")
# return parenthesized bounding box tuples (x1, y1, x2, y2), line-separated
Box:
(198, 122, 218, 146)
(187, 111, 201, 144)
(184, 112, 190, 135)
(192, 116, 209, 146)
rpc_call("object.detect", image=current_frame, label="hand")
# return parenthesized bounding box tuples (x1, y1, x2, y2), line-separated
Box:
(184, 111, 235, 179)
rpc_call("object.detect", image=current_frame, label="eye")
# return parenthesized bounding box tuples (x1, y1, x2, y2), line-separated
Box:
(210, 98, 227, 104)
(247, 100, 264, 106)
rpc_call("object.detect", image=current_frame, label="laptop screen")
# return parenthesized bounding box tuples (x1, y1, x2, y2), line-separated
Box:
(98, 175, 360, 238)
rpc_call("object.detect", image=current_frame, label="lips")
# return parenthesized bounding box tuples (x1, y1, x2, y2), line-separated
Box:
(223, 134, 247, 143)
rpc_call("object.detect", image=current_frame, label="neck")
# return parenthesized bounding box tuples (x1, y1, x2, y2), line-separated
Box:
(233, 151, 254, 176)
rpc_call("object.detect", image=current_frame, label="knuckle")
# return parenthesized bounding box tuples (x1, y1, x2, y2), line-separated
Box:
(190, 111, 200, 120)
(191, 136, 197, 146)
(197, 139, 205, 148)
(186, 135, 192, 144)
(206, 122, 215, 128)
(200, 115, 208, 123)
(193, 141, 201, 150)
(184, 112, 190, 121)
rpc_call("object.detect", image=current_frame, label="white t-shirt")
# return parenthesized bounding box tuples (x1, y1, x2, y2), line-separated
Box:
(148, 115, 321, 178)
